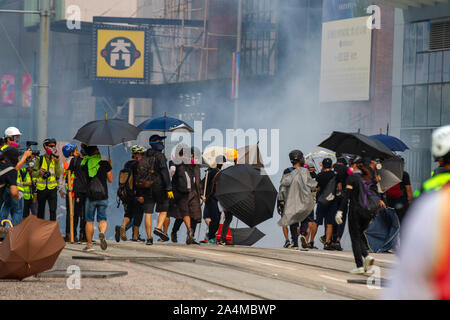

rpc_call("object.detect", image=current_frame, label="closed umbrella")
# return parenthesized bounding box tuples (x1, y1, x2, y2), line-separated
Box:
(318, 131, 395, 159)
(215, 164, 277, 228)
(0, 215, 66, 280)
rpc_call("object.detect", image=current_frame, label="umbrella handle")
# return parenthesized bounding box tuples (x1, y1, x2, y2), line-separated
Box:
(1, 219, 13, 229)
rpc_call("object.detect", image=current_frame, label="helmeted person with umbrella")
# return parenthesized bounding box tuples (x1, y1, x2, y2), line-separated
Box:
(81, 145, 113, 252)
(277, 150, 318, 249)
(137, 135, 174, 245)
(32, 138, 61, 221)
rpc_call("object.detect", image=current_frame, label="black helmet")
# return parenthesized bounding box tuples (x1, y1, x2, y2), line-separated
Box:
(289, 150, 304, 164)
(43, 138, 56, 146)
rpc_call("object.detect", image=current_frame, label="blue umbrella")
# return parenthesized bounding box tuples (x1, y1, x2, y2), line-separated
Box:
(370, 134, 409, 152)
(137, 114, 194, 132)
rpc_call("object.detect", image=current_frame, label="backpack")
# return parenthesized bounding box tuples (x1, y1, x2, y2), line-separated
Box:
(173, 163, 192, 194)
(318, 176, 337, 207)
(357, 178, 382, 217)
(386, 183, 403, 199)
(135, 152, 157, 189)
(117, 167, 134, 205)
(87, 175, 107, 201)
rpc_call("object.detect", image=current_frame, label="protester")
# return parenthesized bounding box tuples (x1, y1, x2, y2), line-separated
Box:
(82, 145, 113, 252)
(116, 145, 146, 242)
(330, 157, 349, 251)
(297, 162, 317, 249)
(60, 144, 77, 241)
(32, 138, 61, 221)
(218, 149, 239, 246)
(310, 158, 337, 250)
(0, 147, 21, 226)
(139, 135, 173, 245)
(385, 158, 413, 224)
(336, 157, 386, 274)
(277, 150, 317, 249)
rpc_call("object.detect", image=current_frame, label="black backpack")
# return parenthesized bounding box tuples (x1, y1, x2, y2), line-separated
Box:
(135, 151, 157, 189)
(318, 175, 337, 207)
(173, 163, 192, 194)
(117, 167, 134, 205)
(87, 175, 107, 201)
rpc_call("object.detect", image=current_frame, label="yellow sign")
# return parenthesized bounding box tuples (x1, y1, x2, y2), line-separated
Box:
(96, 29, 145, 79)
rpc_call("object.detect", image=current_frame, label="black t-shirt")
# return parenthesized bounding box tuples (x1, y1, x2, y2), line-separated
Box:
(401, 171, 411, 187)
(68, 156, 88, 194)
(316, 170, 335, 197)
(84, 160, 112, 200)
(0, 161, 17, 202)
(145, 149, 170, 190)
(334, 163, 348, 185)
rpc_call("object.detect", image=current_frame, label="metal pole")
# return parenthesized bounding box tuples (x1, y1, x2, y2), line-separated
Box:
(233, 0, 242, 130)
(37, 0, 51, 144)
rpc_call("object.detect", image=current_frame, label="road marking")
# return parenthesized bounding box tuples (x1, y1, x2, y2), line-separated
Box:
(175, 248, 226, 257)
(246, 259, 296, 271)
(320, 275, 347, 283)
(306, 251, 395, 264)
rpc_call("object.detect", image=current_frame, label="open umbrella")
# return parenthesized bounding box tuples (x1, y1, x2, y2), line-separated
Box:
(237, 144, 264, 168)
(371, 134, 409, 152)
(318, 131, 395, 159)
(73, 118, 141, 147)
(215, 164, 277, 228)
(377, 156, 405, 192)
(202, 146, 233, 168)
(364, 208, 400, 253)
(137, 114, 194, 133)
(0, 215, 66, 280)
(230, 227, 265, 246)
(305, 150, 336, 170)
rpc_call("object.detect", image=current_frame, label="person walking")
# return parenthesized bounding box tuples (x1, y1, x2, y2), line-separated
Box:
(116, 145, 146, 242)
(330, 156, 349, 251)
(138, 135, 173, 246)
(335, 157, 386, 274)
(32, 138, 61, 221)
(82, 145, 113, 252)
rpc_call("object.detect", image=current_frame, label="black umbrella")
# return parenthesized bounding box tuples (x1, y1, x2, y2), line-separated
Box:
(377, 157, 404, 192)
(230, 227, 265, 246)
(318, 131, 395, 159)
(215, 164, 277, 228)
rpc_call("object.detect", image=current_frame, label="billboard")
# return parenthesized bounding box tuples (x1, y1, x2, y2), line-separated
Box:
(93, 24, 149, 83)
(320, 8, 372, 102)
(22, 74, 32, 108)
(1, 74, 15, 106)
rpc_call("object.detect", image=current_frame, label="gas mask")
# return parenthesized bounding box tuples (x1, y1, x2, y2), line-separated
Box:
(151, 142, 165, 152)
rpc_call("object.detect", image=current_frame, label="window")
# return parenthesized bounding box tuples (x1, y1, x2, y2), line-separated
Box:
(416, 53, 429, 84)
(402, 86, 415, 127)
(444, 51, 450, 82)
(428, 84, 441, 126)
(416, 22, 430, 52)
(429, 51, 442, 83)
(443, 84, 450, 125)
(403, 23, 416, 85)
(414, 85, 428, 127)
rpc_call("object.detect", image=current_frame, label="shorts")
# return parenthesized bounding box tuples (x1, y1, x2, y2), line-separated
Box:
(172, 190, 202, 221)
(303, 210, 315, 223)
(124, 198, 144, 227)
(85, 199, 108, 222)
(142, 187, 169, 213)
(315, 200, 338, 226)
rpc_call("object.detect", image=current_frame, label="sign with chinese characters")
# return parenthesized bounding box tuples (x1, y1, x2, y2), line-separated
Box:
(1, 74, 15, 106)
(22, 74, 32, 107)
(319, 16, 372, 102)
(93, 24, 149, 82)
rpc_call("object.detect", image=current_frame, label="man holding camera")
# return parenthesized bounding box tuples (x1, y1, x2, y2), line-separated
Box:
(32, 138, 61, 221)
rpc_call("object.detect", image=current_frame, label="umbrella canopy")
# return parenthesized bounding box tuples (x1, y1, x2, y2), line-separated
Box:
(377, 156, 404, 192)
(305, 150, 337, 170)
(237, 144, 264, 168)
(230, 227, 265, 246)
(0, 215, 66, 280)
(137, 115, 194, 132)
(202, 146, 233, 168)
(73, 118, 141, 146)
(365, 208, 400, 253)
(371, 134, 409, 152)
(318, 131, 395, 159)
(215, 164, 277, 228)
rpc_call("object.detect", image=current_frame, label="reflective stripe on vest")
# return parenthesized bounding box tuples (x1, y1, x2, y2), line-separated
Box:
(415, 173, 450, 198)
(17, 170, 24, 192)
(36, 157, 58, 190)
(0, 145, 7, 151)
(20, 168, 33, 200)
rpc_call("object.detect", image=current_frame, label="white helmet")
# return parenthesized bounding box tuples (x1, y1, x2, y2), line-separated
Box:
(4, 127, 21, 138)
(432, 125, 450, 159)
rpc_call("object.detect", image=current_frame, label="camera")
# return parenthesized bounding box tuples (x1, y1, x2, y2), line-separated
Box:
(19, 141, 41, 159)
(42, 170, 51, 179)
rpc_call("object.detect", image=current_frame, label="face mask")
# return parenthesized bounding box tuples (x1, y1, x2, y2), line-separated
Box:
(190, 157, 195, 165)
(10, 141, 19, 148)
(45, 147, 53, 156)
(151, 142, 164, 152)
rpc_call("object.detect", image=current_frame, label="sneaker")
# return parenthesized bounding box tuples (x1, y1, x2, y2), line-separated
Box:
(283, 240, 291, 248)
(99, 232, 107, 251)
(218, 240, 228, 246)
(132, 234, 145, 242)
(350, 267, 365, 274)
(323, 242, 334, 250)
(333, 241, 343, 251)
(308, 242, 318, 249)
(300, 235, 308, 249)
(115, 226, 120, 243)
(83, 244, 94, 252)
(119, 226, 127, 242)
(319, 235, 326, 245)
(171, 231, 178, 243)
(363, 255, 375, 272)
(290, 242, 299, 249)
(191, 240, 200, 245)
(154, 228, 169, 241)
(208, 238, 216, 244)
(64, 234, 71, 242)
(146, 238, 153, 246)
(186, 228, 194, 245)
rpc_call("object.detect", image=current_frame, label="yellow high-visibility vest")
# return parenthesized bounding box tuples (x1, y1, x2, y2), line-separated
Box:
(35, 156, 58, 191)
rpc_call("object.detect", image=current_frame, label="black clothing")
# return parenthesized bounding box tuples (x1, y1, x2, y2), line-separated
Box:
(205, 197, 221, 240)
(65, 192, 86, 238)
(220, 211, 233, 243)
(348, 207, 371, 268)
(0, 161, 17, 203)
(289, 223, 299, 246)
(203, 167, 220, 199)
(316, 170, 335, 197)
(68, 156, 88, 194)
(124, 198, 144, 227)
(334, 163, 348, 186)
(145, 149, 171, 191)
(23, 199, 37, 218)
(37, 188, 57, 221)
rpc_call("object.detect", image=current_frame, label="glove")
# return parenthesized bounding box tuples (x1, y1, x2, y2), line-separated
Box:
(167, 191, 174, 199)
(277, 200, 285, 215)
(335, 210, 343, 225)
(18, 191, 24, 201)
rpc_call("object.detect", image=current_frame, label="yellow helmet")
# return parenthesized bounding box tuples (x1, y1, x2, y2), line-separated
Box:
(130, 145, 146, 154)
(226, 148, 238, 161)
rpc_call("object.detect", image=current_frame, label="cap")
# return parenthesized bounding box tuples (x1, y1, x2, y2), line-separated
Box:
(149, 135, 167, 143)
(322, 158, 332, 168)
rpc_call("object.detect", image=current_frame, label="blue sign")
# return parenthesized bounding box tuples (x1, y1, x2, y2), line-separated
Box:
(323, 0, 372, 22)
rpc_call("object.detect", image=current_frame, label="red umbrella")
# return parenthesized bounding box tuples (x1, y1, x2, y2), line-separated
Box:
(0, 215, 66, 280)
